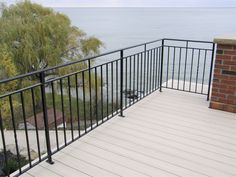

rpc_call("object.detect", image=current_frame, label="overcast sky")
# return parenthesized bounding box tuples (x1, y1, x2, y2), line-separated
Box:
(3, 0, 236, 7)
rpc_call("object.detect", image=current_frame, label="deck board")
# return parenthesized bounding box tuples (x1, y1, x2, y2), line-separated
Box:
(21, 89, 236, 177)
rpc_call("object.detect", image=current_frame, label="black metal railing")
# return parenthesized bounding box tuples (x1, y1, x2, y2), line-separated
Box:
(0, 38, 215, 177)
(162, 39, 215, 99)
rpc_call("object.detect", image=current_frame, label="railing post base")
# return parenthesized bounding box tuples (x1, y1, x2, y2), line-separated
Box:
(46, 159, 54, 165)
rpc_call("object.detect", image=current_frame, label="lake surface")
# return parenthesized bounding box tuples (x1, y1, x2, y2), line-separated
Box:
(55, 7, 236, 52)
(53, 8, 236, 99)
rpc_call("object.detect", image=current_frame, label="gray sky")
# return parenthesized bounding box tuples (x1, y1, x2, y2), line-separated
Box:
(3, 0, 236, 7)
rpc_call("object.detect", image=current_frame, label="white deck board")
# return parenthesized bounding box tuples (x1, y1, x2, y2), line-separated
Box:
(21, 89, 236, 177)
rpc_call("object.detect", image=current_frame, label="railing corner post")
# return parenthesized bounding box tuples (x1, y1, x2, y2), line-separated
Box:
(160, 39, 164, 92)
(119, 50, 124, 117)
(207, 43, 216, 101)
(39, 71, 54, 164)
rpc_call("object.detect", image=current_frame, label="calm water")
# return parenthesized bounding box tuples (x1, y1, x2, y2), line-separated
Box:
(55, 7, 236, 52)
(53, 8, 236, 97)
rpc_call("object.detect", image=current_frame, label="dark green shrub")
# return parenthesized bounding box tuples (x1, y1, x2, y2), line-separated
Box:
(0, 151, 28, 176)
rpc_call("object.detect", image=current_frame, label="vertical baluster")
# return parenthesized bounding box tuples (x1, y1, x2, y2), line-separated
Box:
(31, 88, 41, 160)
(155, 48, 159, 89)
(9, 95, 22, 173)
(183, 41, 189, 90)
(119, 50, 124, 117)
(166, 47, 170, 87)
(94, 68, 98, 125)
(116, 60, 118, 114)
(177, 48, 182, 89)
(88, 60, 93, 129)
(201, 50, 207, 94)
(143, 45, 147, 96)
(39, 72, 53, 164)
(158, 47, 161, 89)
(20, 92, 32, 166)
(207, 43, 215, 100)
(51, 83, 59, 150)
(75, 74, 81, 136)
(189, 49, 194, 91)
(59, 79, 67, 145)
(106, 63, 109, 119)
(140, 52, 143, 99)
(172, 47, 176, 88)
(149, 50, 152, 93)
(195, 49, 201, 93)
(100, 66, 104, 122)
(125, 57, 128, 108)
(82, 71, 87, 131)
(137, 53, 140, 100)
(146, 51, 150, 95)
(67, 76, 74, 140)
(152, 49, 156, 91)
(133, 55, 136, 103)
(129, 56, 132, 106)
(160, 40, 164, 92)
(111, 62, 114, 116)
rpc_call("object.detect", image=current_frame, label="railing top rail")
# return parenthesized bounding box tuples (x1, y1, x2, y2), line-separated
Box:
(163, 38, 214, 44)
(163, 45, 213, 51)
(0, 38, 162, 84)
(0, 38, 214, 84)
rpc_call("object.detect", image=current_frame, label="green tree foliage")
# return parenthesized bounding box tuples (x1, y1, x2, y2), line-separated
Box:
(0, 1, 103, 128)
(0, 45, 18, 91)
(0, 1, 103, 76)
(0, 45, 20, 125)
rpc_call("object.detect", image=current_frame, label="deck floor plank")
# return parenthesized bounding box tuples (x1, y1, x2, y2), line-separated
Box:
(20, 89, 236, 177)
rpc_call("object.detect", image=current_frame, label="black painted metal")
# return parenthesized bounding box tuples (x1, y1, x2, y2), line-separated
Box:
(119, 50, 124, 117)
(20, 92, 32, 166)
(39, 72, 54, 164)
(201, 50, 208, 94)
(207, 43, 216, 101)
(75, 73, 81, 136)
(177, 48, 182, 89)
(88, 60, 93, 129)
(9, 95, 22, 174)
(31, 87, 42, 160)
(100, 65, 104, 122)
(68, 76, 74, 140)
(160, 39, 164, 92)
(0, 38, 215, 177)
(59, 78, 67, 145)
(183, 41, 189, 89)
(94, 68, 99, 125)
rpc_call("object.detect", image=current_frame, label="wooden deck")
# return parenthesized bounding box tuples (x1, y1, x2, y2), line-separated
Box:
(21, 89, 236, 177)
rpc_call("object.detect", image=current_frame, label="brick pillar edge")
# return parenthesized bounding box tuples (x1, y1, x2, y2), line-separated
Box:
(209, 36, 236, 113)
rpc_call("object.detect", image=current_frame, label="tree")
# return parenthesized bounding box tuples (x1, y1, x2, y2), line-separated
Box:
(0, 45, 18, 91)
(0, 1, 103, 128)
(0, 1, 103, 77)
(0, 45, 20, 127)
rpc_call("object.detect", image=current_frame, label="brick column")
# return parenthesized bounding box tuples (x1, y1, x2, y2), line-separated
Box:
(209, 36, 236, 113)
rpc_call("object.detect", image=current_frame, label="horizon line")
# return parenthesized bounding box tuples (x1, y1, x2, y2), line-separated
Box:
(4, 3, 236, 8)
(51, 6, 236, 8)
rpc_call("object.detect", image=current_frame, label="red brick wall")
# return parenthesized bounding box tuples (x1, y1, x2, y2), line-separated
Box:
(209, 44, 236, 113)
